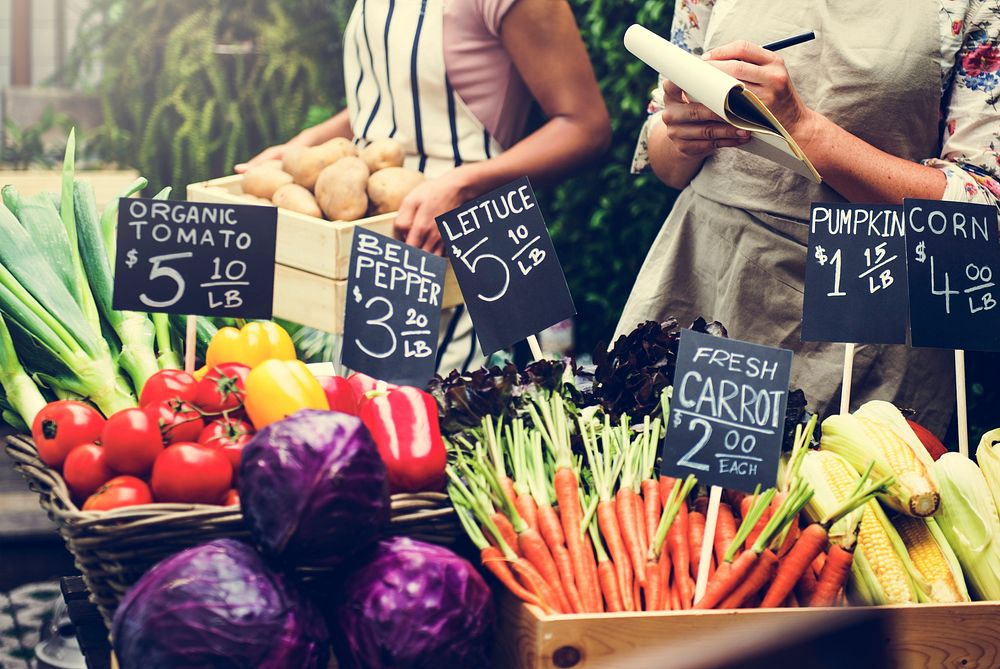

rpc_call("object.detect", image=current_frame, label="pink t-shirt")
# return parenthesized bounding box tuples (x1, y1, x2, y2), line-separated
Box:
(443, 0, 531, 150)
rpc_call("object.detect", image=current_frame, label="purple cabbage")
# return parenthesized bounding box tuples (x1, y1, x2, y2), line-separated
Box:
(112, 539, 329, 669)
(331, 537, 494, 669)
(239, 409, 389, 570)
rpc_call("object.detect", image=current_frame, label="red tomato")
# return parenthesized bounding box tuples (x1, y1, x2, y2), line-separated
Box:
(197, 417, 254, 474)
(316, 375, 358, 415)
(83, 476, 153, 511)
(101, 408, 164, 476)
(907, 419, 949, 461)
(223, 489, 240, 506)
(139, 369, 198, 407)
(144, 400, 205, 444)
(63, 443, 114, 500)
(31, 400, 105, 468)
(194, 363, 250, 413)
(151, 442, 232, 504)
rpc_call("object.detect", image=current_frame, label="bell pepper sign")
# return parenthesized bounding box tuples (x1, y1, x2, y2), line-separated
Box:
(360, 386, 446, 493)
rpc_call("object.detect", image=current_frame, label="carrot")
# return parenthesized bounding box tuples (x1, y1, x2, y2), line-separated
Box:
(598, 500, 634, 610)
(658, 546, 671, 611)
(555, 467, 595, 610)
(617, 487, 647, 587)
(597, 558, 623, 612)
(688, 510, 706, 582)
(795, 562, 818, 603)
(740, 495, 753, 525)
(667, 496, 693, 607)
(499, 476, 518, 513)
(718, 548, 778, 609)
(809, 544, 855, 607)
(693, 548, 757, 609)
(515, 492, 538, 533)
(669, 574, 681, 611)
(518, 527, 573, 613)
(480, 546, 540, 607)
(510, 558, 562, 615)
(714, 502, 737, 565)
(581, 533, 602, 612)
(812, 551, 827, 579)
(760, 523, 829, 608)
(535, 503, 583, 612)
(492, 513, 520, 557)
(746, 493, 780, 550)
(777, 514, 801, 558)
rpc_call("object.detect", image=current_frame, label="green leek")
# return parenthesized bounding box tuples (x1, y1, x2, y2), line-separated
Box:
(0, 313, 46, 427)
(58, 130, 101, 332)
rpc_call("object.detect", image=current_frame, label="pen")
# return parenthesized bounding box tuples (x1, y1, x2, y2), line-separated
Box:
(761, 31, 815, 51)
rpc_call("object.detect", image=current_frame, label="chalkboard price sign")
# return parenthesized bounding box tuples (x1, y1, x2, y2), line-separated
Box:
(342, 229, 446, 386)
(663, 329, 792, 493)
(802, 203, 908, 344)
(904, 199, 1000, 352)
(113, 198, 277, 319)
(435, 176, 575, 355)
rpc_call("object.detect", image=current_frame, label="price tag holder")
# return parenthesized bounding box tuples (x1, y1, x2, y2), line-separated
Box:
(342, 229, 446, 386)
(435, 176, 575, 356)
(113, 198, 277, 318)
(802, 203, 908, 344)
(904, 199, 1000, 351)
(662, 329, 793, 493)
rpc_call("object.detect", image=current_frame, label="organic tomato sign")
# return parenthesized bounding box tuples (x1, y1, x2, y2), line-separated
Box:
(343, 229, 446, 386)
(113, 199, 277, 319)
(904, 199, 1000, 351)
(802, 203, 908, 344)
(662, 330, 792, 493)
(435, 177, 575, 355)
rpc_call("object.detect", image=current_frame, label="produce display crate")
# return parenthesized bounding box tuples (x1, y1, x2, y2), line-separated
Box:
(187, 174, 463, 333)
(494, 593, 1000, 669)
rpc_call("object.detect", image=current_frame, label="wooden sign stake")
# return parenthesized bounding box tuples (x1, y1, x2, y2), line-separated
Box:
(184, 315, 197, 374)
(840, 342, 855, 415)
(955, 349, 969, 457)
(527, 334, 544, 362)
(694, 484, 723, 604)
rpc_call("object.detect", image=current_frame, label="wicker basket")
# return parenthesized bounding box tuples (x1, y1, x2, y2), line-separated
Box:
(5, 434, 459, 627)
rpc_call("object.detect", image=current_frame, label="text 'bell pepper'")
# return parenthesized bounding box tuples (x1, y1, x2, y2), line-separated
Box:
(206, 322, 296, 369)
(244, 359, 329, 429)
(360, 386, 446, 493)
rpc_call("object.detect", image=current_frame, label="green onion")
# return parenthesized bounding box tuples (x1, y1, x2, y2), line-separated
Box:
(0, 313, 46, 427)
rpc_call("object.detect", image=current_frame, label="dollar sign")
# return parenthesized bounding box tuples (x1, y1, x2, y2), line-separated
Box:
(813, 245, 828, 265)
(915, 241, 926, 264)
(125, 249, 139, 269)
(353, 285, 363, 303)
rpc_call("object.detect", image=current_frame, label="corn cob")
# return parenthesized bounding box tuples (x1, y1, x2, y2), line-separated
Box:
(892, 515, 969, 603)
(820, 401, 939, 517)
(799, 450, 919, 605)
(975, 428, 1000, 514)
(932, 453, 1000, 601)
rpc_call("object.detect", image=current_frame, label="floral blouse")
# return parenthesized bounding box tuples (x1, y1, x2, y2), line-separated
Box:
(633, 0, 1000, 207)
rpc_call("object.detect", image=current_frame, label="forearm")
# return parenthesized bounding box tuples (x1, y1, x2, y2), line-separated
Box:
(647, 121, 705, 190)
(290, 109, 353, 147)
(454, 114, 610, 199)
(799, 110, 946, 204)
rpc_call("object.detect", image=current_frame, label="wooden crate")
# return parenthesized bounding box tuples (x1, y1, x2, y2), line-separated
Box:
(495, 594, 1000, 669)
(187, 174, 462, 333)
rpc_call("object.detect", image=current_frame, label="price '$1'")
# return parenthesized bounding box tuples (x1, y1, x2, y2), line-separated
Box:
(814, 242, 897, 298)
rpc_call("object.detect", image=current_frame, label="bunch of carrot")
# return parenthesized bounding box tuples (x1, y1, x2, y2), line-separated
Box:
(446, 394, 886, 614)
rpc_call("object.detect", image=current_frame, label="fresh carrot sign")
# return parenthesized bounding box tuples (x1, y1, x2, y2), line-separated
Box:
(663, 330, 792, 492)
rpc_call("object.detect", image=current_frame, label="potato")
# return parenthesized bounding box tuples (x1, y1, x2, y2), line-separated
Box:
(240, 193, 272, 205)
(257, 159, 284, 172)
(360, 138, 405, 173)
(241, 166, 293, 199)
(366, 167, 425, 215)
(282, 138, 358, 191)
(272, 183, 323, 218)
(315, 156, 370, 221)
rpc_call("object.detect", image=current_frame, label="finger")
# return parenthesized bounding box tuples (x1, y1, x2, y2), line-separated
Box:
(430, 238, 444, 257)
(406, 209, 432, 248)
(394, 199, 418, 241)
(421, 225, 442, 254)
(675, 137, 751, 156)
(662, 79, 685, 102)
(234, 163, 249, 174)
(668, 122, 750, 141)
(705, 59, 769, 84)
(661, 101, 724, 125)
(703, 39, 775, 65)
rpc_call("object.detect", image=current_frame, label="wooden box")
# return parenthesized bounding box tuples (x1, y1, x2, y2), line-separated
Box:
(187, 174, 462, 333)
(495, 594, 1000, 669)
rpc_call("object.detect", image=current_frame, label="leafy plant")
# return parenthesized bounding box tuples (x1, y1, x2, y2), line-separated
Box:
(1, 107, 74, 169)
(64, 0, 351, 193)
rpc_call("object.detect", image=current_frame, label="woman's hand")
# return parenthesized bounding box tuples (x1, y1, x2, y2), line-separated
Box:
(394, 167, 477, 255)
(234, 144, 288, 173)
(659, 79, 751, 158)
(703, 40, 817, 143)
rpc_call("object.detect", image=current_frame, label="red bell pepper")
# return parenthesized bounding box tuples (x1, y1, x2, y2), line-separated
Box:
(907, 419, 948, 461)
(316, 375, 358, 415)
(347, 372, 398, 410)
(359, 386, 446, 493)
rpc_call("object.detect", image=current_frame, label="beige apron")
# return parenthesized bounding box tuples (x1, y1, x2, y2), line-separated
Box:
(616, 0, 955, 435)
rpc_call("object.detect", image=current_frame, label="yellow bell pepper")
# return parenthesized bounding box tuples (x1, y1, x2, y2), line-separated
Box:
(244, 359, 329, 429)
(206, 322, 296, 369)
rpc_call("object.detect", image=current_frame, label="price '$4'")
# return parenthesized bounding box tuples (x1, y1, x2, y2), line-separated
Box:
(914, 240, 997, 316)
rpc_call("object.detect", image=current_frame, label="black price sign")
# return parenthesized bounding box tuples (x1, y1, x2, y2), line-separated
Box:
(663, 330, 792, 493)
(802, 203, 908, 344)
(904, 199, 1000, 351)
(435, 177, 575, 355)
(113, 198, 277, 318)
(342, 229, 446, 386)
